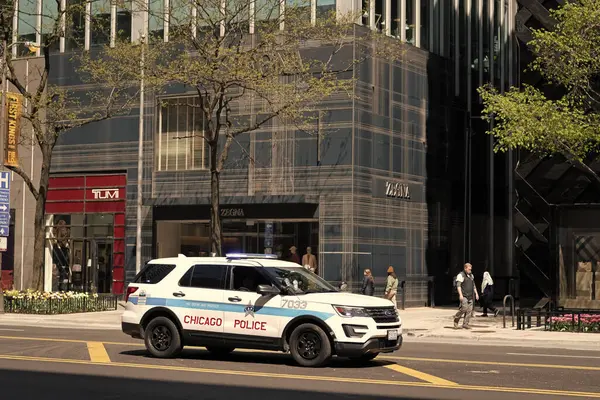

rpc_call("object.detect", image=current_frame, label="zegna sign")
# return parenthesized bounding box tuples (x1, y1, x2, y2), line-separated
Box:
(372, 178, 420, 202)
(91, 188, 120, 200)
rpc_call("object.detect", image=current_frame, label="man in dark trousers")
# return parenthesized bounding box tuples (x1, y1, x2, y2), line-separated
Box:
(454, 263, 479, 329)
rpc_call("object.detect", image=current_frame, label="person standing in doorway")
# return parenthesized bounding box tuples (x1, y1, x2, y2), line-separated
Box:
(454, 263, 479, 329)
(289, 246, 301, 264)
(384, 266, 399, 308)
(361, 269, 375, 296)
(302, 246, 318, 273)
(480, 267, 499, 317)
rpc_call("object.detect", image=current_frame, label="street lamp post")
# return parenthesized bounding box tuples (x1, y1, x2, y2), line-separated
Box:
(136, 35, 146, 275)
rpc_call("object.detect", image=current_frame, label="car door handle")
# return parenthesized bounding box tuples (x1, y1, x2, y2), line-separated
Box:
(228, 296, 242, 302)
(173, 291, 186, 297)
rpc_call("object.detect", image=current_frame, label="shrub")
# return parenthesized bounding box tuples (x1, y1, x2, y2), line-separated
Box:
(548, 314, 600, 333)
(2, 289, 117, 314)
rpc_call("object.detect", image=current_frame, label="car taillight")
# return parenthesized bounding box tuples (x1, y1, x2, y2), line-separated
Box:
(125, 286, 139, 303)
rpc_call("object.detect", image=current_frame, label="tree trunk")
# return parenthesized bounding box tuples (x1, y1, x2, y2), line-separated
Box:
(210, 145, 223, 256)
(32, 153, 51, 291)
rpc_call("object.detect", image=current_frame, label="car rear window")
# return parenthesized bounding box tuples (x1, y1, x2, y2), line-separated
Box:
(134, 263, 176, 284)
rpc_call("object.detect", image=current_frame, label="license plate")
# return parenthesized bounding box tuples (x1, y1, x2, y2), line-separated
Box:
(387, 330, 398, 341)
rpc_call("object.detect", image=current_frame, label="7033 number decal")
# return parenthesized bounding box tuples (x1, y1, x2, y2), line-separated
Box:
(281, 299, 307, 309)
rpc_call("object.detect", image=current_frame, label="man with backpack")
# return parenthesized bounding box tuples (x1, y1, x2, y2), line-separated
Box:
(453, 263, 479, 329)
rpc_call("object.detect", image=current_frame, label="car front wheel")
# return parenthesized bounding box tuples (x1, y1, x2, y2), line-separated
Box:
(289, 323, 332, 367)
(144, 316, 183, 358)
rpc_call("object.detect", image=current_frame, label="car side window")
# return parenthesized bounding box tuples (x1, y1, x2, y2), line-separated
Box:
(229, 266, 271, 292)
(179, 265, 225, 289)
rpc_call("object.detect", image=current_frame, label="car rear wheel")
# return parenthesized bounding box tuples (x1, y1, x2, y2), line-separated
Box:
(289, 323, 332, 367)
(144, 316, 182, 358)
(206, 346, 235, 356)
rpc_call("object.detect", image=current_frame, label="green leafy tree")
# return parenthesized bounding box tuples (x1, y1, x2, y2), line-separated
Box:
(479, 0, 600, 181)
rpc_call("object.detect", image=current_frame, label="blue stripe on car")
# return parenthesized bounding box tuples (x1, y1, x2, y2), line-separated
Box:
(129, 297, 334, 320)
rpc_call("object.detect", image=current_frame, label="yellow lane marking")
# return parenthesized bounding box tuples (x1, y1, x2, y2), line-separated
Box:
(86, 342, 111, 363)
(379, 355, 600, 372)
(2, 336, 600, 372)
(385, 364, 458, 386)
(0, 354, 599, 398)
(0, 335, 138, 346)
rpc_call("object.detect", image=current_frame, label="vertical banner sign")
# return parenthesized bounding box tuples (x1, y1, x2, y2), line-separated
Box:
(4, 92, 22, 168)
(0, 171, 10, 237)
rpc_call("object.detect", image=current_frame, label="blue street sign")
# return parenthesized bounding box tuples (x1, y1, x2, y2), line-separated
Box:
(0, 172, 10, 237)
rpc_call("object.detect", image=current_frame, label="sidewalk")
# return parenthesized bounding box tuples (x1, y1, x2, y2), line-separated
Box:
(0, 310, 122, 330)
(400, 307, 600, 351)
(1, 306, 599, 351)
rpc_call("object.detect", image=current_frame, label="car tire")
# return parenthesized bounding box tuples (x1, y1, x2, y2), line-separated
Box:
(144, 316, 183, 358)
(350, 353, 379, 363)
(206, 346, 235, 356)
(289, 323, 332, 367)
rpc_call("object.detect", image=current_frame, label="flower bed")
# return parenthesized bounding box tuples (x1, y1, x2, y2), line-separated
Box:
(2, 289, 118, 314)
(548, 314, 600, 333)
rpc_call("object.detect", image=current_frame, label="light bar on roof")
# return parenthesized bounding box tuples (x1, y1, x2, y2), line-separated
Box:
(225, 253, 278, 260)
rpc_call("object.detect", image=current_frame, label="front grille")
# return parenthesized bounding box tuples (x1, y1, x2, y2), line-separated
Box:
(365, 307, 399, 323)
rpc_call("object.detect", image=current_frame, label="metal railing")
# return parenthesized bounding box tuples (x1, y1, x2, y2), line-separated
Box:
(3, 295, 119, 314)
(503, 295, 515, 328)
(517, 309, 600, 332)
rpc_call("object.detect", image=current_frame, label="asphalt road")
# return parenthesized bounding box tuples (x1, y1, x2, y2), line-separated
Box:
(0, 325, 598, 400)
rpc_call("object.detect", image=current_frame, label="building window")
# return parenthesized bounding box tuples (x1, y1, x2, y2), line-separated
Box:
(316, 0, 335, 19)
(65, 0, 86, 50)
(405, 0, 415, 45)
(42, 0, 61, 51)
(149, 0, 165, 41)
(256, 0, 280, 27)
(17, 0, 37, 56)
(286, 0, 310, 23)
(157, 97, 208, 171)
(91, 0, 111, 46)
(116, 1, 132, 42)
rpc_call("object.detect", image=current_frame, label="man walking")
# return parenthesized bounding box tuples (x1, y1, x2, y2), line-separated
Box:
(454, 263, 479, 329)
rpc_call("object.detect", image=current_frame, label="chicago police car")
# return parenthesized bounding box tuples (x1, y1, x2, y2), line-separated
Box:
(122, 253, 402, 367)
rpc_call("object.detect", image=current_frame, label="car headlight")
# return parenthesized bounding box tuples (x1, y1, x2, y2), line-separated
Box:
(333, 305, 369, 318)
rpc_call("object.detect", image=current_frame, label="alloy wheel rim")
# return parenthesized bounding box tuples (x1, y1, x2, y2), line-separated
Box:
(297, 331, 322, 360)
(151, 325, 172, 351)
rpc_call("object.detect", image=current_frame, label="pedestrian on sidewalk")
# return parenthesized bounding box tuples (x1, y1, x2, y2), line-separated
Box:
(361, 269, 375, 296)
(480, 267, 499, 317)
(454, 263, 479, 329)
(384, 266, 399, 308)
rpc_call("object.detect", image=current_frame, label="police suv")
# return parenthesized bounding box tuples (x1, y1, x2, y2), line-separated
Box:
(122, 253, 402, 367)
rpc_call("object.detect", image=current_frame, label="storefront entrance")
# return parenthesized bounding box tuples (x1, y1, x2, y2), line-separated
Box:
(153, 203, 320, 271)
(45, 174, 127, 294)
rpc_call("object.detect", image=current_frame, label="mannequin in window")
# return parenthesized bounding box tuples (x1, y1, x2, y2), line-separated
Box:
(302, 246, 318, 274)
(289, 246, 301, 264)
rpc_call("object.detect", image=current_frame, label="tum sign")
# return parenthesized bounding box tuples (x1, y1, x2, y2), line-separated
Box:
(92, 188, 120, 200)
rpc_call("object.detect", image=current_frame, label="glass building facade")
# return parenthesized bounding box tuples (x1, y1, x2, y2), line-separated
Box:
(5, 0, 518, 306)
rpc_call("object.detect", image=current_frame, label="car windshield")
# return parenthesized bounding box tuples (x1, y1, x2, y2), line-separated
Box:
(264, 266, 338, 294)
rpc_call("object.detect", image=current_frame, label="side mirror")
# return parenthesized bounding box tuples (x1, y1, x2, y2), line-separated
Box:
(257, 284, 280, 296)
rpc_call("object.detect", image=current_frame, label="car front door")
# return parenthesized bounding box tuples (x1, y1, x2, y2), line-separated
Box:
(170, 264, 226, 342)
(222, 265, 283, 341)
